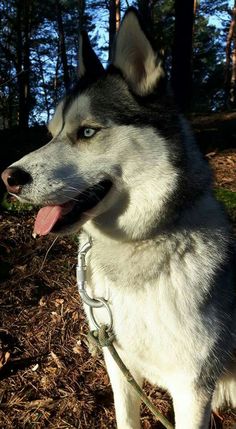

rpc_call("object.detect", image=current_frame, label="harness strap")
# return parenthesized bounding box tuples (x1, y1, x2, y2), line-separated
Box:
(88, 325, 174, 429)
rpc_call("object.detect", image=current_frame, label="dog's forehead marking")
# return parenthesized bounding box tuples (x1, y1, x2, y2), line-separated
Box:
(48, 94, 92, 137)
(65, 94, 91, 124)
(48, 100, 64, 136)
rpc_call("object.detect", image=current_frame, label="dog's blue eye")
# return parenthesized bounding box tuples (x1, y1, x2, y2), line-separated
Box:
(76, 127, 99, 141)
(83, 128, 96, 138)
(83, 128, 97, 139)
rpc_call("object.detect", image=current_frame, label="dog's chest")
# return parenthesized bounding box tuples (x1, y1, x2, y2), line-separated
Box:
(85, 241, 209, 385)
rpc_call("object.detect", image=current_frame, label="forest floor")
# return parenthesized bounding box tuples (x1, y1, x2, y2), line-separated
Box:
(0, 149, 236, 429)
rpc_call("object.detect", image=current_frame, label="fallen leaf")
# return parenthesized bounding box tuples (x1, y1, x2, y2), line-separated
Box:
(73, 340, 82, 354)
(0, 351, 10, 369)
(54, 298, 64, 307)
(32, 363, 39, 372)
(50, 351, 64, 369)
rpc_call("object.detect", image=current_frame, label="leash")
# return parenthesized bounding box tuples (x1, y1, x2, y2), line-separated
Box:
(76, 237, 174, 429)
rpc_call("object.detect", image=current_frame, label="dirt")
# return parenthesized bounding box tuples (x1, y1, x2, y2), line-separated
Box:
(0, 150, 235, 429)
(207, 149, 236, 193)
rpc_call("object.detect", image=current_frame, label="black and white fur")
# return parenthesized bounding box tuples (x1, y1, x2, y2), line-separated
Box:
(2, 9, 236, 429)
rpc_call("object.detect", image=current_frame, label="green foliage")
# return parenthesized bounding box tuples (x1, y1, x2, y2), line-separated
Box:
(1, 193, 34, 212)
(191, 2, 230, 112)
(134, 0, 231, 112)
(0, 0, 95, 126)
(0, 0, 235, 125)
(215, 188, 236, 221)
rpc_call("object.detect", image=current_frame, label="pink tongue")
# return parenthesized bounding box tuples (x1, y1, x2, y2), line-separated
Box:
(34, 203, 74, 236)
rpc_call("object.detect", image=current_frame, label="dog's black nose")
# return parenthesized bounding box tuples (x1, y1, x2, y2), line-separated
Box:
(1, 167, 32, 194)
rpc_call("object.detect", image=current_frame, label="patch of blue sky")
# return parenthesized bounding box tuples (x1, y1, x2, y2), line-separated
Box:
(88, 0, 137, 66)
(209, 0, 233, 28)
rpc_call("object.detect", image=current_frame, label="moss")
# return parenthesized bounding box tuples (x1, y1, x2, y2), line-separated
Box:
(1, 193, 34, 212)
(214, 188, 236, 222)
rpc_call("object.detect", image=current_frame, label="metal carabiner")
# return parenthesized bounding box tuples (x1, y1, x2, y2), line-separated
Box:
(76, 236, 113, 335)
(89, 297, 113, 331)
(77, 238, 104, 308)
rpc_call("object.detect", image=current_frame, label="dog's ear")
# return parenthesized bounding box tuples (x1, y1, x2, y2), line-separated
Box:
(112, 8, 164, 96)
(79, 31, 105, 78)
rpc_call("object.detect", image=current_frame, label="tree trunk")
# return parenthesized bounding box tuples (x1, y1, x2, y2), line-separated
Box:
(56, 0, 70, 91)
(78, 0, 86, 31)
(16, 1, 25, 127)
(15, 0, 31, 128)
(36, 46, 50, 122)
(225, 4, 236, 109)
(109, 0, 120, 61)
(171, 0, 195, 112)
(137, 0, 156, 29)
(54, 46, 60, 104)
(23, 0, 31, 127)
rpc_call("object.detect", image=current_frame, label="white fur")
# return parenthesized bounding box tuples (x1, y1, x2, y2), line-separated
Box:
(5, 10, 236, 428)
(114, 12, 164, 96)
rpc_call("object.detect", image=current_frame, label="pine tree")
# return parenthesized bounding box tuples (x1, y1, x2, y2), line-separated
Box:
(108, 0, 120, 60)
(171, 0, 195, 112)
(225, 1, 236, 108)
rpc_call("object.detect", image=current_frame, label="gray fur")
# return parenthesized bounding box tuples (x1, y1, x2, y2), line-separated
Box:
(2, 9, 236, 429)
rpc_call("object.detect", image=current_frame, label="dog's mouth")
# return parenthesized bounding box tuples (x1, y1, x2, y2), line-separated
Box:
(33, 180, 112, 236)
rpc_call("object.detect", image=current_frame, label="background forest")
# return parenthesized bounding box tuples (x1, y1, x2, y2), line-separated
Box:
(1, 0, 236, 129)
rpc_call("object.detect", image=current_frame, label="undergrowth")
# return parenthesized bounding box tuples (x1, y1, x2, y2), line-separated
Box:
(215, 188, 236, 222)
(1, 193, 34, 212)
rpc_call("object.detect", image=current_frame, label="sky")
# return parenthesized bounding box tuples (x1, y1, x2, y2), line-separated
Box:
(203, 1, 233, 29)
(36, 0, 236, 123)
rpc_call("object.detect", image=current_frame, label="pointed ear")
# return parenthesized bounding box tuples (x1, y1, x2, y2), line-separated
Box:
(113, 9, 164, 96)
(79, 31, 105, 78)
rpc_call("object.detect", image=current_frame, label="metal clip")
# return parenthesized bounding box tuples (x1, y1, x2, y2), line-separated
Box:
(77, 238, 104, 308)
(77, 235, 113, 334)
(89, 298, 113, 331)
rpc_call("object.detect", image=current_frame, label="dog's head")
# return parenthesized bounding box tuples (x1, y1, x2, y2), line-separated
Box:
(1, 9, 210, 240)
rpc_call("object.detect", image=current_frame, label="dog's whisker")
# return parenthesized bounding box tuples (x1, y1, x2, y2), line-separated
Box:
(66, 186, 81, 192)
(59, 185, 108, 203)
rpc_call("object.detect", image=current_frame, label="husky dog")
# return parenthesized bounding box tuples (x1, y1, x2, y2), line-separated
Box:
(1, 9, 236, 429)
